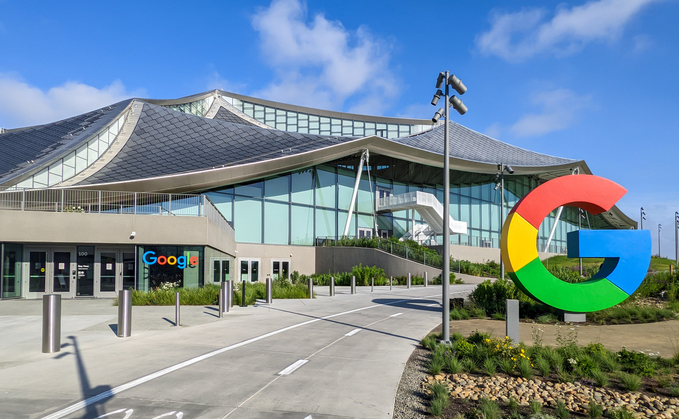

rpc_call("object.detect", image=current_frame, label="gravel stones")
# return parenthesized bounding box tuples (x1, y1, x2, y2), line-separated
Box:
(422, 373, 679, 418)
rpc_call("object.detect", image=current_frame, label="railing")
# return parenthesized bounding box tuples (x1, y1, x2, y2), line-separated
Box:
(0, 187, 234, 232)
(315, 236, 443, 269)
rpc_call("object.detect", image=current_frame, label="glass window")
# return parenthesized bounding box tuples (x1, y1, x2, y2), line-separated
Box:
(234, 196, 262, 243)
(265, 175, 290, 202)
(337, 169, 355, 210)
(291, 170, 313, 205)
(206, 192, 233, 222)
(315, 167, 336, 208)
(338, 210, 355, 237)
(264, 201, 289, 245)
(235, 181, 263, 198)
(316, 208, 336, 239)
(291, 205, 314, 245)
(137, 246, 203, 291)
(357, 177, 373, 213)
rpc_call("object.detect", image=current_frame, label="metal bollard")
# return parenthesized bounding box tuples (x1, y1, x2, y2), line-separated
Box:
(266, 277, 273, 304)
(175, 292, 181, 326)
(226, 280, 232, 311)
(330, 276, 335, 296)
(371, 277, 374, 292)
(390, 276, 393, 290)
(308, 277, 313, 299)
(241, 281, 247, 307)
(424, 271, 428, 288)
(42, 294, 61, 353)
(506, 299, 520, 344)
(351, 275, 356, 294)
(407, 273, 411, 289)
(219, 285, 224, 318)
(117, 289, 132, 338)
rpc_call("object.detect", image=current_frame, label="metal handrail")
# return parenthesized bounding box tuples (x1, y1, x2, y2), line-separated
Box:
(314, 236, 443, 268)
(0, 187, 234, 233)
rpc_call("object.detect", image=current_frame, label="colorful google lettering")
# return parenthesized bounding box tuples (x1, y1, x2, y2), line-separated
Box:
(500, 175, 651, 313)
(142, 251, 199, 269)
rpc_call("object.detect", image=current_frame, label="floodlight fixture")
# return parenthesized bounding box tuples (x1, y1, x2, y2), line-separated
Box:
(448, 74, 467, 95)
(504, 165, 514, 174)
(431, 90, 443, 106)
(435, 72, 446, 89)
(449, 95, 467, 115)
(432, 108, 444, 123)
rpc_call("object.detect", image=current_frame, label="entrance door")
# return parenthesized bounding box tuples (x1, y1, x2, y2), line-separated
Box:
(76, 246, 95, 297)
(358, 228, 372, 239)
(239, 259, 260, 282)
(271, 260, 290, 280)
(212, 259, 230, 283)
(97, 249, 119, 298)
(24, 247, 76, 298)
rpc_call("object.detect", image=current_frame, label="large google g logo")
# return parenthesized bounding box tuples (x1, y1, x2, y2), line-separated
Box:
(500, 175, 651, 313)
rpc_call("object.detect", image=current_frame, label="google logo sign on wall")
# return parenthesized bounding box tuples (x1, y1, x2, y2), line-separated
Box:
(500, 175, 651, 313)
(142, 251, 199, 269)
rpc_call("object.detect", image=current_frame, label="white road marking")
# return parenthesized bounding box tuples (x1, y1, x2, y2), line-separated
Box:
(278, 359, 309, 376)
(345, 328, 362, 336)
(42, 293, 443, 419)
(304, 416, 313, 419)
(389, 312, 403, 317)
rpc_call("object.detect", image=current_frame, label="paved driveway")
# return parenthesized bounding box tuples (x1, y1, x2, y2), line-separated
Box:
(0, 284, 476, 419)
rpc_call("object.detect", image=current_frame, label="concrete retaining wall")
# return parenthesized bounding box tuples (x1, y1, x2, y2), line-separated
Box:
(315, 246, 442, 279)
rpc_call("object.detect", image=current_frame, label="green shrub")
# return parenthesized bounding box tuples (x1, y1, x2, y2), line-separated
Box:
(461, 357, 477, 373)
(120, 283, 221, 306)
(535, 357, 550, 377)
(429, 395, 447, 416)
(499, 358, 514, 375)
(478, 397, 501, 419)
(617, 371, 642, 391)
(444, 357, 462, 374)
(483, 358, 497, 376)
(555, 400, 570, 419)
(429, 382, 449, 416)
(429, 356, 444, 375)
(491, 312, 506, 320)
(450, 308, 470, 320)
(536, 313, 558, 323)
(616, 348, 656, 376)
(591, 370, 609, 387)
(518, 358, 533, 379)
(609, 407, 634, 419)
(468, 306, 487, 319)
(421, 334, 438, 351)
(588, 400, 603, 419)
(670, 386, 679, 397)
(529, 400, 542, 415)
(507, 397, 519, 413)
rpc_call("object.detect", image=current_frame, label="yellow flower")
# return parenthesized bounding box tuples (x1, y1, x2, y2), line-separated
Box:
(521, 349, 525, 353)
(486, 339, 491, 342)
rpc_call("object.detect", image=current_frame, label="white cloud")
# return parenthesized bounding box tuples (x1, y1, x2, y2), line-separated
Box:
(250, 0, 398, 114)
(510, 89, 592, 137)
(476, 0, 658, 62)
(205, 71, 246, 93)
(0, 73, 144, 128)
(484, 122, 502, 139)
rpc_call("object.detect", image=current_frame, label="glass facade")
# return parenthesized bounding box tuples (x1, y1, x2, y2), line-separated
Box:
(221, 95, 429, 139)
(206, 155, 615, 254)
(166, 96, 214, 117)
(15, 111, 128, 189)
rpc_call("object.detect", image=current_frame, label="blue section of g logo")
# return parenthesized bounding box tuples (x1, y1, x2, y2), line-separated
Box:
(566, 230, 652, 296)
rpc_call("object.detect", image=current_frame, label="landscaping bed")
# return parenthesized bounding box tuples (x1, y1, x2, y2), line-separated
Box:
(415, 331, 679, 418)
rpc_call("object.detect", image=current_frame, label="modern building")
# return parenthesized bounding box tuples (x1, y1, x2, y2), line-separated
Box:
(0, 90, 636, 299)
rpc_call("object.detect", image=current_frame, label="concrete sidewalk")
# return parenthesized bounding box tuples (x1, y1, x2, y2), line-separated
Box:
(0, 283, 478, 419)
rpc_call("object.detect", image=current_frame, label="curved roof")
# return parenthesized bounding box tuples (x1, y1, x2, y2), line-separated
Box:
(0, 100, 132, 185)
(0, 90, 636, 229)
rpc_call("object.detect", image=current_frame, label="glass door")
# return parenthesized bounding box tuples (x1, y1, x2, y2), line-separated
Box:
(28, 250, 48, 295)
(239, 259, 260, 282)
(52, 252, 71, 293)
(212, 259, 230, 283)
(271, 260, 290, 280)
(97, 250, 118, 297)
(76, 246, 95, 297)
(122, 252, 135, 290)
(2, 244, 22, 298)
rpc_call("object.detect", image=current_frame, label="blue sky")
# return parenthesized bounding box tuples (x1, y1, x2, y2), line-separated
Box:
(1, 0, 678, 257)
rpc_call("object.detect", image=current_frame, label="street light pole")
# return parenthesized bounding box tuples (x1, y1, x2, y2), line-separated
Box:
(675, 212, 679, 263)
(640, 207, 646, 230)
(431, 71, 467, 344)
(658, 224, 662, 257)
